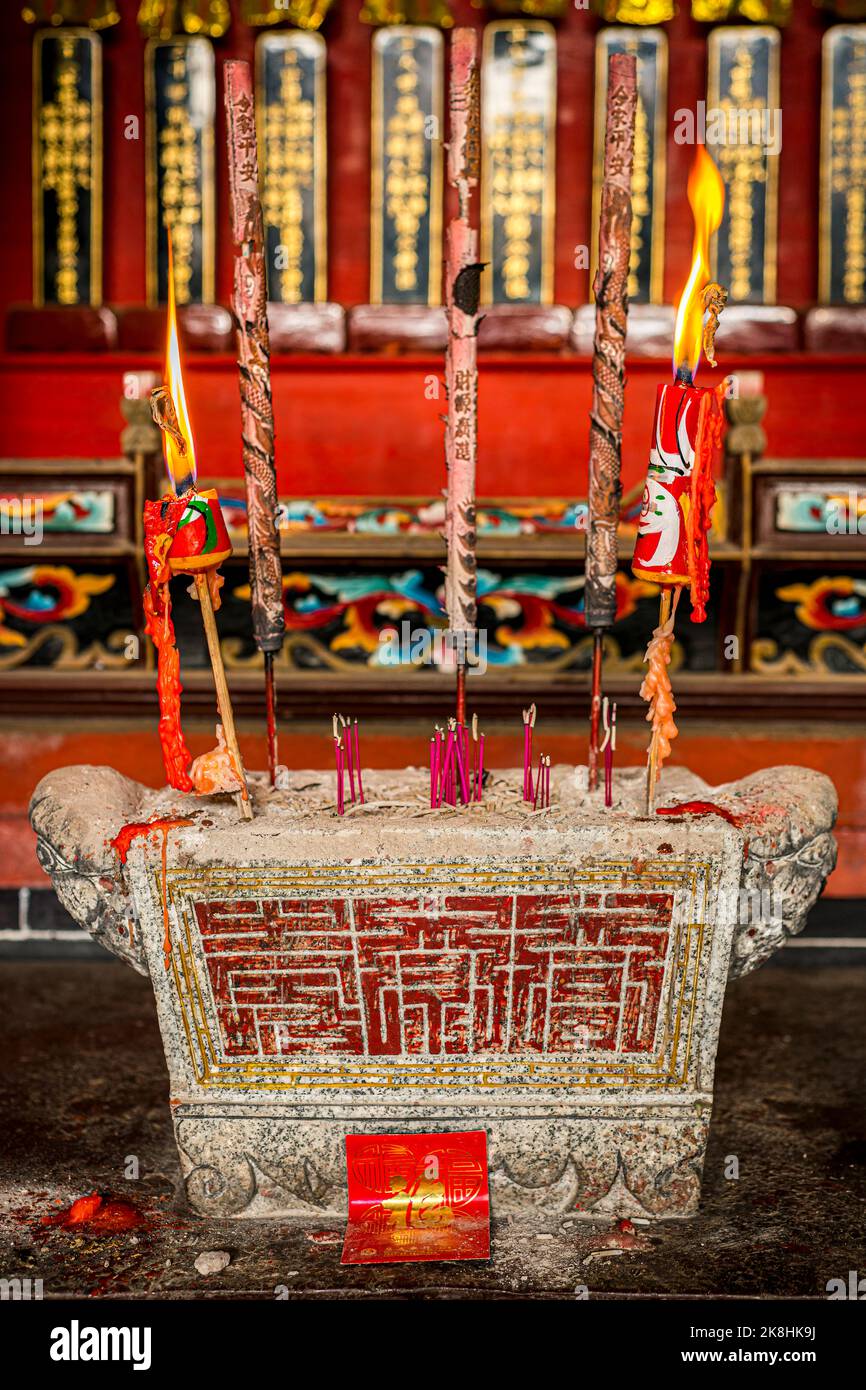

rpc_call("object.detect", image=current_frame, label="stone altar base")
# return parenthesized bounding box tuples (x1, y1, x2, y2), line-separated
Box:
(30, 762, 837, 1222)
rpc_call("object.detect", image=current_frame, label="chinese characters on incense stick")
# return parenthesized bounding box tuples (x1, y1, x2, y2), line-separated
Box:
(444, 27, 482, 727)
(224, 60, 285, 787)
(586, 52, 636, 793)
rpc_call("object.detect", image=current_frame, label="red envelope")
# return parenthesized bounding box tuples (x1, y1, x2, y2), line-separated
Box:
(341, 1131, 490, 1265)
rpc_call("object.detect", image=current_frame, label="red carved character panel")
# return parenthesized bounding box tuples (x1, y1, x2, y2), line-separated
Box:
(193, 889, 673, 1060)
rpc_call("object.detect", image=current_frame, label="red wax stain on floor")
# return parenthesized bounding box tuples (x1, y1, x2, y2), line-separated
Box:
(41, 1191, 145, 1232)
(307, 1229, 343, 1246)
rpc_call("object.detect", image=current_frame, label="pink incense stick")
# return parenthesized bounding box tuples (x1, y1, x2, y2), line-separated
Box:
(532, 755, 544, 811)
(335, 741, 344, 816)
(354, 720, 364, 804)
(430, 722, 439, 811)
(332, 715, 344, 815)
(342, 715, 356, 803)
(471, 714, 478, 801)
(442, 728, 455, 806)
(476, 733, 484, 802)
(603, 700, 616, 808)
(454, 724, 460, 804)
(523, 704, 536, 801)
(455, 729, 471, 805)
(430, 737, 437, 809)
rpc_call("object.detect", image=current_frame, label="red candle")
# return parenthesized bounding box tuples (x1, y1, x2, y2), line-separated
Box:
(632, 148, 727, 626)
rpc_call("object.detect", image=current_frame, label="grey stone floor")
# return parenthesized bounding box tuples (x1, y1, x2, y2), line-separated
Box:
(0, 958, 864, 1300)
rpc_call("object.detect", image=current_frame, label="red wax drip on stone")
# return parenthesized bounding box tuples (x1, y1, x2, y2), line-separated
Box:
(657, 800, 742, 828)
(143, 495, 194, 791)
(110, 817, 192, 865)
(111, 817, 192, 969)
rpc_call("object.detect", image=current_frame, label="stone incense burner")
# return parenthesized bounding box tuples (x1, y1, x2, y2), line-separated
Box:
(31, 761, 836, 1222)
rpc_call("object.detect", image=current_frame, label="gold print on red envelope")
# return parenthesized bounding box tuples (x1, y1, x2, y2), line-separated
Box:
(342, 1132, 490, 1265)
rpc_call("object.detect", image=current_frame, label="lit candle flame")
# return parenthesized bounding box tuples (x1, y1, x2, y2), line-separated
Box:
(162, 236, 197, 494)
(672, 147, 725, 383)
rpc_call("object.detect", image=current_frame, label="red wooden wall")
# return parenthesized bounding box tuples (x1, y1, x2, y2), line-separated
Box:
(0, 1, 858, 497)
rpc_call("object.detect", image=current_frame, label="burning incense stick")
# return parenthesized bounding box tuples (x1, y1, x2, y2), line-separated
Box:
(586, 53, 637, 790)
(444, 27, 481, 726)
(224, 60, 285, 788)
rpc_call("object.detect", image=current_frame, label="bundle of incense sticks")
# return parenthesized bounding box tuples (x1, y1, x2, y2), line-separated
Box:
(430, 715, 484, 808)
(333, 714, 364, 816)
(522, 704, 537, 802)
(532, 754, 551, 811)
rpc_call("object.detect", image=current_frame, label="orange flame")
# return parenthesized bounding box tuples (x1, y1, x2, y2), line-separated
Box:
(672, 147, 725, 381)
(163, 236, 197, 492)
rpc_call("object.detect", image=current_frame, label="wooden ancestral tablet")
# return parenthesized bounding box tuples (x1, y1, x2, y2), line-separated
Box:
(31, 761, 836, 1221)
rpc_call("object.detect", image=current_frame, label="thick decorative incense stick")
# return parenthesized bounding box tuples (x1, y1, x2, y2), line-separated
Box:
(586, 52, 637, 792)
(444, 27, 482, 726)
(224, 60, 285, 787)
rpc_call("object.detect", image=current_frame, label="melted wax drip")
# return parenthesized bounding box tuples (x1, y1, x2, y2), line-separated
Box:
(41, 1192, 144, 1232)
(110, 817, 191, 970)
(657, 800, 742, 828)
(143, 495, 194, 791)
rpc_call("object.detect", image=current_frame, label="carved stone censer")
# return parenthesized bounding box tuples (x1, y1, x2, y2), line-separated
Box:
(31, 760, 836, 1221)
